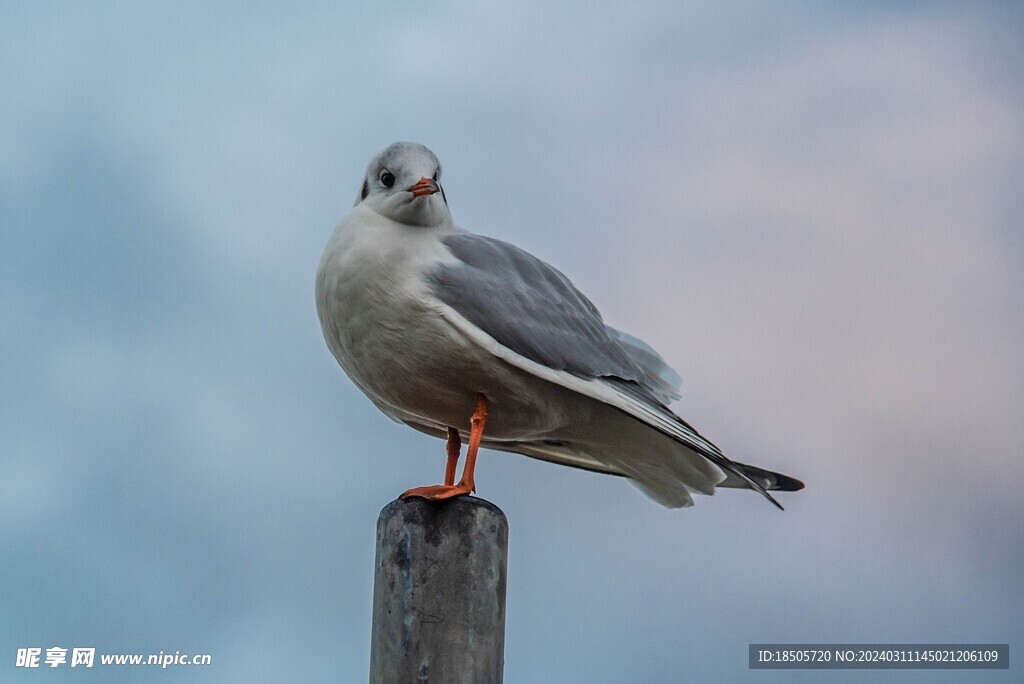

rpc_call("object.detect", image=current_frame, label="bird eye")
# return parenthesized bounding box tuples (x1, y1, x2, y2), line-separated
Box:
(432, 169, 439, 181)
(380, 170, 395, 188)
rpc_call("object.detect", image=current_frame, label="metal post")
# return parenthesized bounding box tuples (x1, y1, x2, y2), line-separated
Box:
(369, 496, 508, 684)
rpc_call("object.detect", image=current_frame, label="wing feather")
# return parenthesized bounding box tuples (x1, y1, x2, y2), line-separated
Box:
(430, 234, 785, 509)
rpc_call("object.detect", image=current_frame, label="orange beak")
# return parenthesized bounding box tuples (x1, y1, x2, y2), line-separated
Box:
(408, 177, 440, 197)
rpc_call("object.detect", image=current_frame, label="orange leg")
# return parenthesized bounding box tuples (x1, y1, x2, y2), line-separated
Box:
(443, 427, 461, 486)
(401, 395, 488, 502)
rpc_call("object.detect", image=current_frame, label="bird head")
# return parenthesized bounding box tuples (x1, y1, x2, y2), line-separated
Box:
(355, 142, 451, 228)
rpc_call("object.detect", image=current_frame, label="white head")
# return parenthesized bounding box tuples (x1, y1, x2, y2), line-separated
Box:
(355, 142, 452, 228)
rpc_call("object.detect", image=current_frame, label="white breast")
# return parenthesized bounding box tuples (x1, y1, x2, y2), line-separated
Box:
(315, 207, 588, 439)
(316, 209, 489, 428)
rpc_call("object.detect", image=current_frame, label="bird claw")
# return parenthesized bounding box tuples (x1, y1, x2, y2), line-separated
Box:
(400, 483, 473, 502)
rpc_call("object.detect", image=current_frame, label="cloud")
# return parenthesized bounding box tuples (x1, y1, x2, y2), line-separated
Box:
(2, 2, 1021, 682)
(609, 11, 1024, 493)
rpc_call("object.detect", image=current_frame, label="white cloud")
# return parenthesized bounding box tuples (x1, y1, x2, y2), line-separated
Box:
(597, 13, 1023, 532)
(3, 3, 1022, 680)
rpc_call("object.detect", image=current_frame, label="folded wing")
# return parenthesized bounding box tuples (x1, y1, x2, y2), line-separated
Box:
(430, 233, 794, 509)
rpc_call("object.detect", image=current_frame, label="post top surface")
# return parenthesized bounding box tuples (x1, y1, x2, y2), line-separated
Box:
(378, 495, 507, 522)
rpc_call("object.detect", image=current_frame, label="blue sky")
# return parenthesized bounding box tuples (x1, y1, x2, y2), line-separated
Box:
(2, 2, 1022, 681)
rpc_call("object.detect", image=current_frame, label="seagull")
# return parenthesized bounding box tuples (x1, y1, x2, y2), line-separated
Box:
(316, 142, 804, 509)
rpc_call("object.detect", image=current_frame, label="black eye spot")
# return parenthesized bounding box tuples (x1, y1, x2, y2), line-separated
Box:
(360, 179, 369, 200)
(380, 170, 395, 188)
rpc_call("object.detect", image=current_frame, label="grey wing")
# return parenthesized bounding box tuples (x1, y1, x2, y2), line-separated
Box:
(431, 233, 648, 383)
(605, 326, 682, 404)
(437, 232, 683, 404)
(431, 233, 784, 508)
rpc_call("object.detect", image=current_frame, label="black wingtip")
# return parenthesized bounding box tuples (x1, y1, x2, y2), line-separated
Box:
(702, 451, 791, 511)
(773, 473, 805, 492)
(739, 473, 786, 510)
